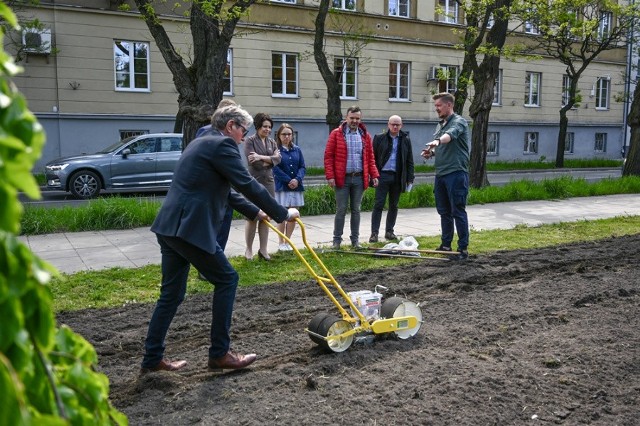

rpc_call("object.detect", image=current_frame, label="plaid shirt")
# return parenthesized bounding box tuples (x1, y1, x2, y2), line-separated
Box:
(345, 129, 363, 173)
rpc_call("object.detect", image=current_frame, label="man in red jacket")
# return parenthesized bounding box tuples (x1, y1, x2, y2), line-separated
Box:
(324, 105, 379, 249)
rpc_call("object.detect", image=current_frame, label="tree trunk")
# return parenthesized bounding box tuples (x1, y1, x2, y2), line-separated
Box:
(133, 0, 255, 146)
(555, 110, 569, 168)
(623, 81, 640, 176)
(466, 0, 512, 188)
(314, 0, 343, 132)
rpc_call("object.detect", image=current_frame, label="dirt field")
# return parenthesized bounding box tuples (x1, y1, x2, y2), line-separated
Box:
(58, 234, 640, 425)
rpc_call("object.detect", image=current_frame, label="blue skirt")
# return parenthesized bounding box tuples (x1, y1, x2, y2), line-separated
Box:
(275, 191, 304, 207)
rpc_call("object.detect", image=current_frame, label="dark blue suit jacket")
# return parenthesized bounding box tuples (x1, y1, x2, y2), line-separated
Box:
(151, 134, 288, 254)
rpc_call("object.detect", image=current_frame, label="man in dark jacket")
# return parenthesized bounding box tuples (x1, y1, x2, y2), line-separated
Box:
(370, 115, 414, 242)
(141, 104, 300, 375)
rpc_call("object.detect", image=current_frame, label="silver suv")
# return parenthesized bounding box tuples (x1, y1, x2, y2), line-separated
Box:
(45, 133, 183, 199)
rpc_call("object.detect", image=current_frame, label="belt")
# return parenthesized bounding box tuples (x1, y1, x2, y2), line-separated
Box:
(382, 170, 396, 174)
(346, 171, 362, 177)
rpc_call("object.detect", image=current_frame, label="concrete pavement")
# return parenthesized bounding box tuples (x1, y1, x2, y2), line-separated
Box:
(18, 194, 640, 274)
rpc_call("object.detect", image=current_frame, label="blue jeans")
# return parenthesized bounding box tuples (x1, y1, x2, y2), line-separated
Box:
(371, 171, 401, 235)
(142, 234, 239, 368)
(333, 175, 365, 245)
(434, 170, 469, 250)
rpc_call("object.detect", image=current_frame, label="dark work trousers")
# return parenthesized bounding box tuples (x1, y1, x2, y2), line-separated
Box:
(371, 171, 402, 235)
(433, 170, 469, 250)
(142, 234, 239, 369)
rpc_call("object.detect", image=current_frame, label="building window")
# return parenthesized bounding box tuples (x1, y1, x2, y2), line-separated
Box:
(434, 64, 458, 94)
(565, 132, 574, 154)
(119, 130, 148, 140)
(594, 133, 607, 152)
(598, 12, 612, 39)
(562, 75, 572, 106)
(334, 57, 357, 99)
(524, 20, 539, 34)
(272, 52, 298, 97)
(487, 132, 499, 156)
(389, 0, 409, 17)
(389, 61, 410, 101)
(114, 40, 150, 91)
(524, 132, 538, 154)
(224, 49, 233, 95)
(438, 0, 458, 24)
(493, 69, 502, 106)
(332, 0, 355, 11)
(525, 72, 541, 106)
(595, 77, 610, 109)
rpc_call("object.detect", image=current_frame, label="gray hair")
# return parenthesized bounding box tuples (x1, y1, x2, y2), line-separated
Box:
(211, 104, 253, 130)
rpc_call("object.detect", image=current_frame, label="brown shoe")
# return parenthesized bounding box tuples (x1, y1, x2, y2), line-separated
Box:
(208, 350, 257, 372)
(140, 358, 187, 374)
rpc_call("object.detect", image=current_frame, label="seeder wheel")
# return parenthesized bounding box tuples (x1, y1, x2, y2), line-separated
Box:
(380, 297, 423, 339)
(307, 313, 354, 353)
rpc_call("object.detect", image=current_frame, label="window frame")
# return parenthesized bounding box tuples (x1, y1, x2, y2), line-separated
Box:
(332, 0, 355, 11)
(389, 60, 411, 101)
(595, 77, 610, 110)
(388, 0, 410, 18)
(223, 48, 233, 96)
(487, 132, 499, 156)
(334, 57, 358, 100)
(114, 40, 150, 92)
(561, 74, 572, 107)
(271, 52, 299, 98)
(598, 11, 612, 39)
(565, 132, 574, 154)
(438, 0, 458, 24)
(524, 132, 539, 154)
(594, 133, 607, 153)
(493, 69, 502, 106)
(525, 72, 541, 107)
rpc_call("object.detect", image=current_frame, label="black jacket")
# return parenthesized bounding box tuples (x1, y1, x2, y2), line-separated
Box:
(372, 130, 415, 192)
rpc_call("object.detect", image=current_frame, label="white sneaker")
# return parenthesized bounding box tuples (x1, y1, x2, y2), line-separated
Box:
(286, 244, 294, 251)
(278, 243, 289, 252)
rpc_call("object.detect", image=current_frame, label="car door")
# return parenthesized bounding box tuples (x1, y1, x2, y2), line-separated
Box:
(109, 136, 158, 187)
(155, 136, 182, 185)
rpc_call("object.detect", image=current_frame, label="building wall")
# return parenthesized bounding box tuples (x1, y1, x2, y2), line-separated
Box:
(8, 1, 628, 170)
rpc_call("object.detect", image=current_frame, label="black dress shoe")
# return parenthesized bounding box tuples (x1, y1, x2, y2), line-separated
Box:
(384, 231, 398, 240)
(208, 350, 257, 371)
(257, 250, 271, 261)
(140, 358, 187, 374)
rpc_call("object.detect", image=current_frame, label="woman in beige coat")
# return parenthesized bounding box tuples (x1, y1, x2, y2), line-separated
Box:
(244, 112, 281, 260)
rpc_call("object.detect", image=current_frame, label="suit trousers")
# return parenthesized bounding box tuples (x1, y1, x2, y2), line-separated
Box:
(333, 175, 365, 245)
(142, 234, 239, 368)
(371, 171, 401, 234)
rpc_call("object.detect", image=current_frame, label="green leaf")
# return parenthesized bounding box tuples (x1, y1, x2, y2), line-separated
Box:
(0, 353, 30, 425)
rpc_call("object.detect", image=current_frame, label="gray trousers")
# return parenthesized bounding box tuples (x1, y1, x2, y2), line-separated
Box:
(333, 175, 365, 244)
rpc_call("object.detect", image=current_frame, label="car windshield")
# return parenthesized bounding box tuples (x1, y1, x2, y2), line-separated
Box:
(96, 136, 137, 154)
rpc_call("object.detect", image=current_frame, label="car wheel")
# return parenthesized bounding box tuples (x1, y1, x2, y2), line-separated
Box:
(69, 170, 101, 199)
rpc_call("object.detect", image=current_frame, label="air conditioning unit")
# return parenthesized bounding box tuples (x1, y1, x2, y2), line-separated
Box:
(428, 66, 445, 81)
(22, 28, 52, 54)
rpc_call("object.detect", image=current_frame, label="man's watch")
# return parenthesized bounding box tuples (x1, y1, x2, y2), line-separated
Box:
(435, 137, 441, 145)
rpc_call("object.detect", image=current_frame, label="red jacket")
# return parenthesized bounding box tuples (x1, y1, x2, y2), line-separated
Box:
(324, 121, 379, 189)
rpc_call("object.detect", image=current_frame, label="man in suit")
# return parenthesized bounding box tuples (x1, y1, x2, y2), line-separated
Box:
(370, 115, 414, 242)
(140, 104, 300, 374)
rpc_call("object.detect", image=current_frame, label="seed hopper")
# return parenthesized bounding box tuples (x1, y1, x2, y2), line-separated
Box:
(264, 219, 423, 353)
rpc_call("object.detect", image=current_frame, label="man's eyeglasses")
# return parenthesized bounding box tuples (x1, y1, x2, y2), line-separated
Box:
(235, 122, 249, 137)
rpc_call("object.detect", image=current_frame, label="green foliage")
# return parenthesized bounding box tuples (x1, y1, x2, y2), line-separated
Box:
(0, 5, 126, 425)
